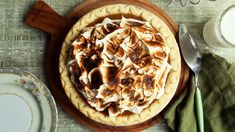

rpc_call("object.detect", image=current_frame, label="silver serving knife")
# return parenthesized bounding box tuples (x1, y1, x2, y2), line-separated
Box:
(179, 24, 204, 132)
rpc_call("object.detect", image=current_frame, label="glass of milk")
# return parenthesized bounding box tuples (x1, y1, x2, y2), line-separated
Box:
(203, 5, 235, 47)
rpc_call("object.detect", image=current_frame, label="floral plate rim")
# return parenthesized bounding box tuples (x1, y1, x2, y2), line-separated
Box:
(0, 68, 58, 132)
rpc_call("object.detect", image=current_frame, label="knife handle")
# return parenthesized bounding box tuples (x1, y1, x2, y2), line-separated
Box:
(195, 86, 204, 132)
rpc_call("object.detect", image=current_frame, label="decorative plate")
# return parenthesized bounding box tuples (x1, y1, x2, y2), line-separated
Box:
(0, 68, 58, 132)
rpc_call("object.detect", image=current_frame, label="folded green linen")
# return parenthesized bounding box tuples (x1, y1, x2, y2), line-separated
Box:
(165, 53, 235, 132)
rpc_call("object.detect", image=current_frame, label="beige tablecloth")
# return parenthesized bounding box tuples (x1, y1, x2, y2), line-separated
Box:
(0, 0, 235, 131)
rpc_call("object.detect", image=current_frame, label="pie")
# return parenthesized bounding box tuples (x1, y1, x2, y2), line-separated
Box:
(59, 4, 181, 126)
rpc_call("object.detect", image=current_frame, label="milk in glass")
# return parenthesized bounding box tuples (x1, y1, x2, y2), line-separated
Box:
(203, 5, 235, 47)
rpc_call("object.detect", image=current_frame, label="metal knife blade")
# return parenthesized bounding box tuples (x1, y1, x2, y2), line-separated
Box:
(179, 24, 202, 73)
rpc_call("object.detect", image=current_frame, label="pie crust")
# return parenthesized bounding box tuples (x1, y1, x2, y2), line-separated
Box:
(59, 4, 181, 126)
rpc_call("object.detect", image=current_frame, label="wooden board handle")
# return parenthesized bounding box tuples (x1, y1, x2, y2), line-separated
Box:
(25, 0, 67, 35)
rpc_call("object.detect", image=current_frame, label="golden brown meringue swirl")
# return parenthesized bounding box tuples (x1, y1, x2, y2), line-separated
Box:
(68, 17, 172, 116)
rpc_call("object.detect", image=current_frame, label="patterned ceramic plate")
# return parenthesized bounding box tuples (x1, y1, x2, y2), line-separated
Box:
(0, 68, 58, 132)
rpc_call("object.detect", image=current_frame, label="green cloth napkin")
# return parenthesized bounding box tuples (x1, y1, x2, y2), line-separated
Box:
(165, 53, 235, 132)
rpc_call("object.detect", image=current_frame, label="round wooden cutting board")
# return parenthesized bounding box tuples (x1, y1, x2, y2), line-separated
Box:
(25, 0, 189, 131)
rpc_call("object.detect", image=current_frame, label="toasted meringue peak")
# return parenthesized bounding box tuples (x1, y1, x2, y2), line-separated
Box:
(68, 17, 171, 116)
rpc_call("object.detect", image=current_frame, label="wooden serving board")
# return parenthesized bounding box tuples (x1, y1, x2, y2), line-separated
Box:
(25, 0, 190, 131)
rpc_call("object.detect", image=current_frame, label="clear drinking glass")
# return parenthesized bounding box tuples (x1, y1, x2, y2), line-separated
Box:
(203, 5, 235, 47)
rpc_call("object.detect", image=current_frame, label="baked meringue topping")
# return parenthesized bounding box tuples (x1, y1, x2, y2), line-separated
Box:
(68, 17, 172, 117)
